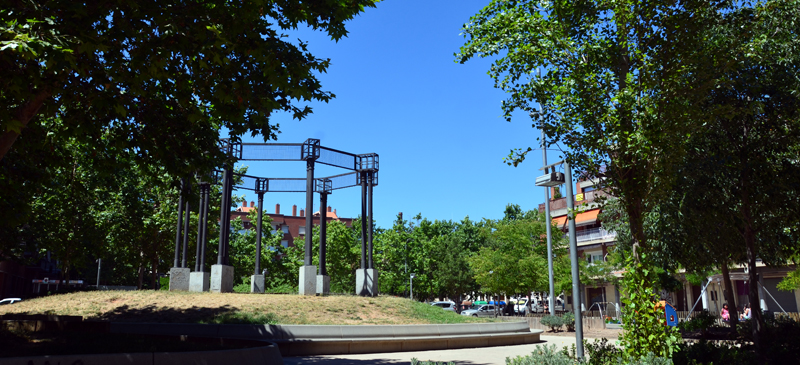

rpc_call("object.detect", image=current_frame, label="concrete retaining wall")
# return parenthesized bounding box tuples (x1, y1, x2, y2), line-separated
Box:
(110, 321, 533, 340)
(110, 321, 542, 356)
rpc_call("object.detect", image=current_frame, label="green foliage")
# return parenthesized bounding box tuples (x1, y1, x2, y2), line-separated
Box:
(200, 312, 278, 325)
(1, 0, 378, 169)
(410, 359, 455, 365)
(233, 282, 250, 293)
(677, 311, 717, 334)
(468, 206, 571, 297)
(561, 312, 575, 332)
(159, 277, 170, 291)
(618, 254, 681, 360)
(539, 315, 564, 332)
(286, 220, 360, 294)
(584, 338, 622, 365)
(672, 340, 754, 365)
(506, 345, 575, 365)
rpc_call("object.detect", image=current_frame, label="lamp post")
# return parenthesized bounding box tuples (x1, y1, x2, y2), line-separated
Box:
(410, 273, 416, 300)
(96, 259, 101, 288)
(535, 159, 584, 359)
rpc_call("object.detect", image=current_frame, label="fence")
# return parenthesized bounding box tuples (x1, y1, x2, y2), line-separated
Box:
(497, 313, 606, 331)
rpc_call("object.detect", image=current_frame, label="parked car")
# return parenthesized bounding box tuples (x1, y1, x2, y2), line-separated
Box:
(460, 304, 498, 317)
(430, 301, 457, 312)
(0, 298, 22, 305)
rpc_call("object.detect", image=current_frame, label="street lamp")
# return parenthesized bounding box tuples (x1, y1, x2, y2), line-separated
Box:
(536, 158, 584, 359)
(410, 273, 416, 300)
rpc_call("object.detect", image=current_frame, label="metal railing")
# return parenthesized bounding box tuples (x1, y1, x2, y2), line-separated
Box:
(568, 227, 617, 243)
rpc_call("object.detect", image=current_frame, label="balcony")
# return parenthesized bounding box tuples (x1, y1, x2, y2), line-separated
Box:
(538, 189, 610, 212)
(571, 227, 616, 243)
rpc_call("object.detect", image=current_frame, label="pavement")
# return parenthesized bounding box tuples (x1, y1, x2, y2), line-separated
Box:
(282, 335, 579, 365)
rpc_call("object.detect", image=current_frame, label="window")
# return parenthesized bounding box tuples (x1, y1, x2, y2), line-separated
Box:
(281, 226, 289, 234)
(585, 251, 604, 264)
(281, 240, 289, 248)
(299, 226, 305, 235)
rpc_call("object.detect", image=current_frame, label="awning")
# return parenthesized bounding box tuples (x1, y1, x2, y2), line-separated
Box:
(552, 209, 600, 228)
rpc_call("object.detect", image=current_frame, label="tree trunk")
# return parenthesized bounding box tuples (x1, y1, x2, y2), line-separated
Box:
(137, 261, 144, 290)
(745, 224, 764, 352)
(720, 262, 739, 330)
(0, 89, 50, 160)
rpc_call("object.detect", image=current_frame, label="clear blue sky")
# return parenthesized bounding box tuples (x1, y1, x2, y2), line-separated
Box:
(236, 0, 565, 228)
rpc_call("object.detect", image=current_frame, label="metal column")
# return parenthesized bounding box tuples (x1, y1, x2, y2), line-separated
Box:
(173, 178, 186, 268)
(564, 162, 584, 358)
(543, 131, 556, 316)
(255, 180, 265, 275)
(199, 182, 210, 271)
(367, 171, 374, 269)
(319, 189, 328, 276)
(360, 172, 367, 269)
(194, 179, 205, 272)
(181, 179, 192, 268)
(304, 162, 314, 266)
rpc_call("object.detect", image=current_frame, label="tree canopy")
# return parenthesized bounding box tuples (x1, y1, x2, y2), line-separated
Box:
(1, 0, 377, 173)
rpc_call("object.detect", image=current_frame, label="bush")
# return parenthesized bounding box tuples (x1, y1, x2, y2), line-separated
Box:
(159, 276, 169, 291)
(540, 315, 564, 332)
(507, 344, 575, 365)
(410, 359, 455, 365)
(233, 282, 250, 293)
(584, 338, 622, 365)
(671, 340, 754, 365)
(562, 312, 576, 331)
(678, 311, 716, 334)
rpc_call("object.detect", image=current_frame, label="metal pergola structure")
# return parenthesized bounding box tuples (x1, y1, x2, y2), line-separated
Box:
(171, 138, 379, 295)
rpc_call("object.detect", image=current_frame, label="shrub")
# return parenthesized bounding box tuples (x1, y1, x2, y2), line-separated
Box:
(671, 340, 753, 365)
(562, 312, 576, 331)
(507, 344, 575, 365)
(201, 312, 279, 325)
(410, 359, 455, 365)
(678, 311, 716, 334)
(233, 282, 250, 293)
(159, 276, 169, 291)
(584, 338, 622, 365)
(540, 315, 564, 332)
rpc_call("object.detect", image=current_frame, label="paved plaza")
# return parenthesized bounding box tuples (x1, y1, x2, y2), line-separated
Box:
(283, 335, 578, 365)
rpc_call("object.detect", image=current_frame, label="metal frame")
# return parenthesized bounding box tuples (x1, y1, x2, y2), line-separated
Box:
(173, 138, 380, 296)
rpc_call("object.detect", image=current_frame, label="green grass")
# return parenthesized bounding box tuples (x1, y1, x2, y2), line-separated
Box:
(199, 311, 279, 325)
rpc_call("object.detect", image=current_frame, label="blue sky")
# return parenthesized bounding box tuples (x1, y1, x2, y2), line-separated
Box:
(236, 0, 564, 228)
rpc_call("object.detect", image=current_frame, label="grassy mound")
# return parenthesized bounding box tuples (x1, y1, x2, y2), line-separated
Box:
(0, 291, 490, 325)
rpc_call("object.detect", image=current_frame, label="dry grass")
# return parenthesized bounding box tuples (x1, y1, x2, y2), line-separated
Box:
(0, 291, 486, 325)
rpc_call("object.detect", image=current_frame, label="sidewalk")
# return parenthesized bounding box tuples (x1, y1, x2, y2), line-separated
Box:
(283, 335, 578, 365)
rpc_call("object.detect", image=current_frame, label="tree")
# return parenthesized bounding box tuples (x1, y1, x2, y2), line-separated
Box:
(468, 207, 570, 302)
(1, 0, 377, 172)
(455, 0, 793, 357)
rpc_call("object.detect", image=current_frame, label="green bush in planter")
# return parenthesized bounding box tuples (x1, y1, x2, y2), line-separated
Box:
(562, 312, 576, 331)
(540, 315, 564, 332)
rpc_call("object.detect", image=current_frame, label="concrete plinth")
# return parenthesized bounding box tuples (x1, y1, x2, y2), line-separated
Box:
(356, 268, 379, 296)
(316, 275, 330, 295)
(189, 271, 210, 292)
(169, 267, 190, 291)
(298, 265, 317, 295)
(210, 264, 234, 293)
(251, 274, 265, 293)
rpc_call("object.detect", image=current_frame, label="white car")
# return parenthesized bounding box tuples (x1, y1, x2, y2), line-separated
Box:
(460, 304, 498, 317)
(430, 301, 457, 312)
(0, 298, 22, 305)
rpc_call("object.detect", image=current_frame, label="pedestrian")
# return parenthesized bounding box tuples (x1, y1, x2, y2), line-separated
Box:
(721, 304, 730, 322)
(739, 304, 751, 320)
